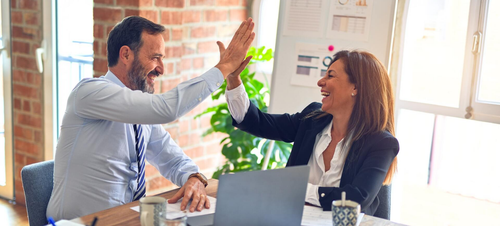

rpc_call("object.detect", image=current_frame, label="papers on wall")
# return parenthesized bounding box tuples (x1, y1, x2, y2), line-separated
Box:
(301, 205, 365, 226)
(326, 0, 374, 41)
(291, 43, 336, 88)
(130, 196, 217, 219)
(283, 0, 328, 38)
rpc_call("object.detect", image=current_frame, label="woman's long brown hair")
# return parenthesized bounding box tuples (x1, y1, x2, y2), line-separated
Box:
(314, 50, 397, 185)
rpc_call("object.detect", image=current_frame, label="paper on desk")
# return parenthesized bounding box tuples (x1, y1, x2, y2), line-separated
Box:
(301, 205, 364, 226)
(44, 220, 85, 226)
(130, 196, 217, 219)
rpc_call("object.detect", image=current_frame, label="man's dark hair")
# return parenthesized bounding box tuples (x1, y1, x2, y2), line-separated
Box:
(107, 16, 165, 67)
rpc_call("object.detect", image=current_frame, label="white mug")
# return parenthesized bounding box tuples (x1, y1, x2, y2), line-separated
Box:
(140, 197, 166, 226)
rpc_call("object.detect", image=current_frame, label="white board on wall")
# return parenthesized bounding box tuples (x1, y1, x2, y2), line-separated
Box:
(269, 0, 397, 114)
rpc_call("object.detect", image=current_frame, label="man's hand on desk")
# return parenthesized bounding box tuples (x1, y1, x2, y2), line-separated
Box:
(168, 177, 210, 212)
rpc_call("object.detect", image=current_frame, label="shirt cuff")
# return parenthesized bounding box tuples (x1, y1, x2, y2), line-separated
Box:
(225, 83, 247, 100)
(200, 67, 224, 92)
(305, 183, 321, 207)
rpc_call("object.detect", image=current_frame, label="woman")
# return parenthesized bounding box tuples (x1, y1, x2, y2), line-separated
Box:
(225, 50, 399, 216)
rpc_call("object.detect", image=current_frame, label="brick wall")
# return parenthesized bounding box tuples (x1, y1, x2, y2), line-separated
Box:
(93, 0, 248, 195)
(10, 0, 44, 205)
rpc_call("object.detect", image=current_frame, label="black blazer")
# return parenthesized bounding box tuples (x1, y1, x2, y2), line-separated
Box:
(233, 102, 399, 215)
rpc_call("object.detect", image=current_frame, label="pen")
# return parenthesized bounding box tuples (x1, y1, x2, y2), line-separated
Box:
(47, 217, 56, 226)
(90, 216, 98, 226)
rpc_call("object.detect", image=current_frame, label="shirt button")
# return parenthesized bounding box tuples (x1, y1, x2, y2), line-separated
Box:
(321, 193, 325, 198)
(198, 97, 202, 102)
(216, 82, 221, 86)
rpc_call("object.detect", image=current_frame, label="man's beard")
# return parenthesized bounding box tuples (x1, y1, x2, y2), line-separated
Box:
(127, 58, 156, 94)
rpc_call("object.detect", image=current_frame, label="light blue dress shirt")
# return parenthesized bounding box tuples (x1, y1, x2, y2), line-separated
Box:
(47, 68, 224, 221)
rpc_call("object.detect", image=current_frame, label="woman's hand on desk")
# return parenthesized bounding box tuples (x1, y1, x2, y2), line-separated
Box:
(168, 177, 210, 212)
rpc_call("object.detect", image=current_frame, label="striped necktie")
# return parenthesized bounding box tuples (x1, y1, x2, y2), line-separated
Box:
(133, 124, 146, 201)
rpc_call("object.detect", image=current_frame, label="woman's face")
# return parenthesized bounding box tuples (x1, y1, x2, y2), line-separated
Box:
(317, 59, 357, 115)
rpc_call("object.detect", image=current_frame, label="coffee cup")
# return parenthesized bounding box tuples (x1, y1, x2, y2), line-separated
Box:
(331, 199, 361, 226)
(140, 197, 166, 226)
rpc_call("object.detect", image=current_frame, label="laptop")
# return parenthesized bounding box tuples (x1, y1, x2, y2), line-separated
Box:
(187, 165, 310, 226)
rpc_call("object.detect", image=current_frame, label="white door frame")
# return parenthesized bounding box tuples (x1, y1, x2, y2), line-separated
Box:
(42, 0, 56, 160)
(0, 0, 14, 200)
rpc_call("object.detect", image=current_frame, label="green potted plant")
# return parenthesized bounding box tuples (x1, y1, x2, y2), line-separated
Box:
(196, 46, 293, 179)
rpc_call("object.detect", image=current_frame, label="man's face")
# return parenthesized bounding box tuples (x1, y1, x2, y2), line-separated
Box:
(127, 32, 165, 94)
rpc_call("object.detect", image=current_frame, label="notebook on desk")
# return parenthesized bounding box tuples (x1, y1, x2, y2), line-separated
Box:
(187, 165, 310, 226)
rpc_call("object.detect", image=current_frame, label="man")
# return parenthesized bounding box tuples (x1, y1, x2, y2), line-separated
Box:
(47, 16, 254, 220)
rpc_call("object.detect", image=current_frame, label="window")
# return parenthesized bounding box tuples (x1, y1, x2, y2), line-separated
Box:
(392, 0, 500, 224)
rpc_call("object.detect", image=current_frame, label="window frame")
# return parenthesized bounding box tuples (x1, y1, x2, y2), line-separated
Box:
(394, 0, 499, 124)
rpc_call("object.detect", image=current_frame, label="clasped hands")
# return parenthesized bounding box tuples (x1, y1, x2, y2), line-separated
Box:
(168, 18, 255, 212)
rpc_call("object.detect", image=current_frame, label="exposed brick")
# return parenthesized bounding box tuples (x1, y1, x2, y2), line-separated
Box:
(94, 7, 123, 23)
(26, 72, 42, 86)
(22, 100, 30, 112)
(15, 139, 40, 155)
(23, 12, 39, 25)
(94, 0, 114, 4)
(161, 78, 180, 93)
(125, 9, 159, 23)
(14, 125, 33, 140)
(16, 113, 42, 128)
(13, 84, 39, 99)
(156, 0, 185, 8)
(204, 10, 227, 22)
(200, 115, 212, 129)
(182, 42, 196, 56)
(179, 120, 190, 133)
(12, 41, 30, 54)
(191, 26, 216, 38)
(160, 11, 183, 25)
(94, 58, 108, 73)
(26, 156, 39, 165)
(184, 146, 204, 159)
(166, 127, 179, 140)
(34, 130, 42, 143)
(196, 157, 219, 171)
(206, 142, 223, 155)
(217, 24, 239, 37)
(165, 62, 175, 75)
(216, 0, 239, 6)
(15, 153, 25, 165)
(15, 56, 38, 71)
(172, 28, 183, 41)
(11, 0, 17, 8)
(230, 9, 246, 21)
(182, 11, 201, 24)
(93, 42, 99, 57)
(145, 163, 158, 178)
(94, 24, 104, 39)
(165, 46, 183, 58)
(180, 58, 192, 71)
(32, 102, 42, 115)
(13, 69, 26, 83)
(20, 0, 39, 10)
(178, 134, 189, 147)
(147, 176, 175, 192)
(101, 42, 107, 56)
(116, 0, 140, 7)
(12, 11, 23, 24)
(190, 0, 215, 6)
(197, 41, 218, 54)
(193, 57, 204, 69)
(14, 98, 22, 110)
(12, 26, 39, 40)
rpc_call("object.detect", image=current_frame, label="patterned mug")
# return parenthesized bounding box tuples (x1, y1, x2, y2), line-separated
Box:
(331, 200, 361, 226)
(140, 197, 166, 226)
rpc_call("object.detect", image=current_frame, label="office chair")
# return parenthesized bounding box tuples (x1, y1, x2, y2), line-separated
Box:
(21, 160, 54, 226)
(374, 185, 391, 220)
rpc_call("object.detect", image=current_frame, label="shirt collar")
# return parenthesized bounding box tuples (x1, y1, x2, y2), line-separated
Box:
(103, 70, 126, 88)
(315, 120, 333, 159)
